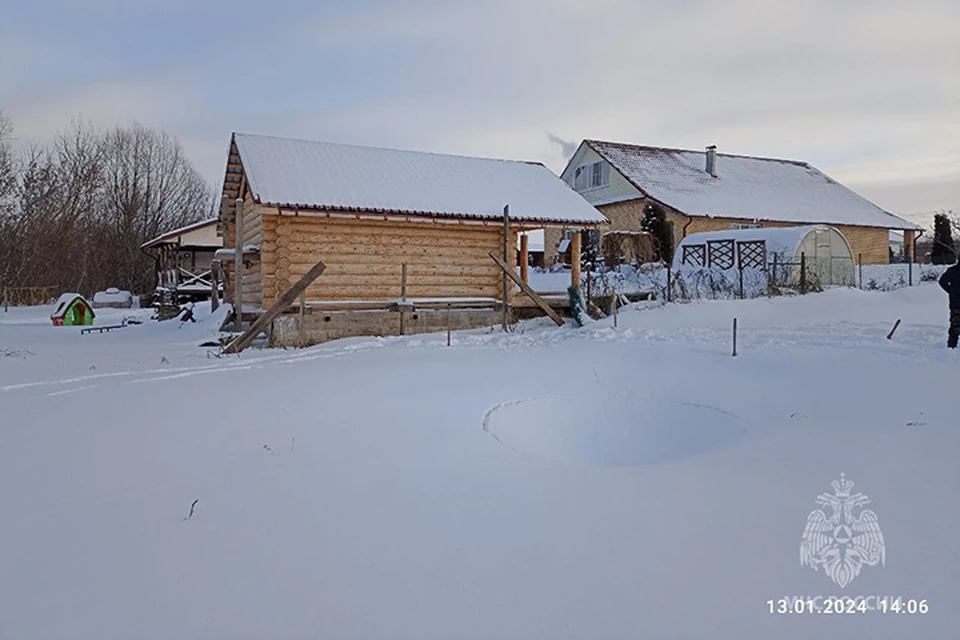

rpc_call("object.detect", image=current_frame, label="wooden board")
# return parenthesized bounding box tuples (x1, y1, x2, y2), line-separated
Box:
(223, 260, 327, 354)
(488, 252, 564, 326)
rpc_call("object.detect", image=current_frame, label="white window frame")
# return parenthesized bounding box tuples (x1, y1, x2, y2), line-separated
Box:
(731, 222, 761, 230)
(573, 161, 610, 192)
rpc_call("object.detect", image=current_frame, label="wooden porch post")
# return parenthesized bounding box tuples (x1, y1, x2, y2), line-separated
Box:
(903, 229, 916, 263)
(502, 205, 510, 331)
(520, 234, 529, 285)
(233, 197, 244, 332)
(571, 230, 582, 290)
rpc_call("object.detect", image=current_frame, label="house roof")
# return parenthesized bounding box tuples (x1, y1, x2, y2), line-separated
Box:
(141, 218, 220, 249)
(583, 140, 922, 231)
(231, 133, 608, 226)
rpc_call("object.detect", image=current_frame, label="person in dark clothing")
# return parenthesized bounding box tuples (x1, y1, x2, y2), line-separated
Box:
(939, 260, 960, 348)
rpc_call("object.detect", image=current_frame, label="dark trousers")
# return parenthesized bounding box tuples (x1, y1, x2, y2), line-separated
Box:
(950, 309, 960, 349)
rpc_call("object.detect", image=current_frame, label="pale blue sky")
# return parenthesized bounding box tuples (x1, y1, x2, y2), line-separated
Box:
(2, 0, 957, 227)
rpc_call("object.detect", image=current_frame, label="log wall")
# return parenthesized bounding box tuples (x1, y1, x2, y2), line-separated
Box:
(221, 194, 265, 308)
(260, 211, 516, 307)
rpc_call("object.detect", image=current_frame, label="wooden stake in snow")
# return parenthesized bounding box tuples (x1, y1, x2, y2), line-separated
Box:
(887, 319, 902, 340)
(732, 317, 738, 357)
(447, 303, 452, 346)
(298, 290, 306, 348)
(613, 287, 618, 328)
(489, 252, 564, 326)
(185, 499, 199, 521)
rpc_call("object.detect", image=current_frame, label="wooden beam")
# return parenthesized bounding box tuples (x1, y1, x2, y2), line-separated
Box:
(502, 205, 510, 331)
(489, 251, 564, 326)
(233, 198, 244, 332)
(571, 231, 582, 290)
(223, 260, 327, 354)
(520, 233, 529, 284)
(210, 260, 220, 312)
(400, 262, 408, 335)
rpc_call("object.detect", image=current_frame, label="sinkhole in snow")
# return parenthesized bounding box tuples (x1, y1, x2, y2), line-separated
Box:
(483, 392, 744, 467)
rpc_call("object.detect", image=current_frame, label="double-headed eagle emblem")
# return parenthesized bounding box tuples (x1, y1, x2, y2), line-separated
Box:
(800, 473, 886, 588)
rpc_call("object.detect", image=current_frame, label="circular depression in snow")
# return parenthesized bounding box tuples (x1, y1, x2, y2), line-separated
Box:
(483, 392, 744, 467)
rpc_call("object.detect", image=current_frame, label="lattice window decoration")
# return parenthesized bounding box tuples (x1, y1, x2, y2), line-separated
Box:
(682, 244, 706, 267)
(707, 239, 735, 269)
(737, 240, 767, 269)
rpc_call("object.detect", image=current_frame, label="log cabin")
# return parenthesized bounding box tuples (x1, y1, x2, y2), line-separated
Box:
(217, 133, 608, 346)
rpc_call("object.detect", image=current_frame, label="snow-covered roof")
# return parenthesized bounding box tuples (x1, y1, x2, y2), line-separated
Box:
(585, 141, 921, 231)
(517, 230, 545, 252)
(51, 293, 93, 318)
(141, 218, 220, 249)
(232, 133, 608, 226)
(93, 289, 132, 304)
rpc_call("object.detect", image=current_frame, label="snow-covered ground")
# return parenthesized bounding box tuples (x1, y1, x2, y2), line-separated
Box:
(0, 285, 957, 639)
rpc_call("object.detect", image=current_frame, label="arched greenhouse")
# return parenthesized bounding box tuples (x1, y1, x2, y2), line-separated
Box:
(672, 225, 856, 287)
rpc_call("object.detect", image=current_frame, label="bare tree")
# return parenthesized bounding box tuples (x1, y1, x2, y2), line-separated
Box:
(0, 112, 14, 210)
(97, 122, 213, 293)
(0, 116, 214, 298)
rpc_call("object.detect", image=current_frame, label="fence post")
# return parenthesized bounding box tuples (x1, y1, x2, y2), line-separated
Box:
(908, 258, 913, 287)
(858, 253, 863, 289)
(666, 266, 672, 302)
(399, 262, 407, 336)
(298, 290, 306, 348)
(800, 252, 807, 294)
(586, 262, 592, 308)
(613, 286, 618, 328)
(738, 266, 744, 299)
(771, 253, 779, 297)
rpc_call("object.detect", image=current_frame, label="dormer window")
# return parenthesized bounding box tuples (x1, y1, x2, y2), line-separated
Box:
(574, 161, 609, 191)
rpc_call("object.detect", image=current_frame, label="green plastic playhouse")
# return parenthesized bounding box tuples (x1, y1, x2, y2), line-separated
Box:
(51, 293, 95, 326)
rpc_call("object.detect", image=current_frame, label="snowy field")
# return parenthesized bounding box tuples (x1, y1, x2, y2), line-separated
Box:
(0, 285, 958, 639)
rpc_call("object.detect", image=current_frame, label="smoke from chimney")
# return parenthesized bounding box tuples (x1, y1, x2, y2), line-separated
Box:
(706, 145, 717, 177)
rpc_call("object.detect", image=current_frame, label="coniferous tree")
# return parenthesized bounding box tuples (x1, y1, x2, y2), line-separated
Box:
(931, 213, 957, 265)
(641, 201, 674, 263)
(567, 285, 586, 327)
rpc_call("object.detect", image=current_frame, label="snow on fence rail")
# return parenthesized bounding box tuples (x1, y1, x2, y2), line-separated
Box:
(857, 263, 948, 291)
(570, 259, 949, 307)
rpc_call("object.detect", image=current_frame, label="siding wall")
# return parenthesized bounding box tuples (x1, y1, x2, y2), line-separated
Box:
(260, 212, 516, 307)
(560, 145, 640, 206)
